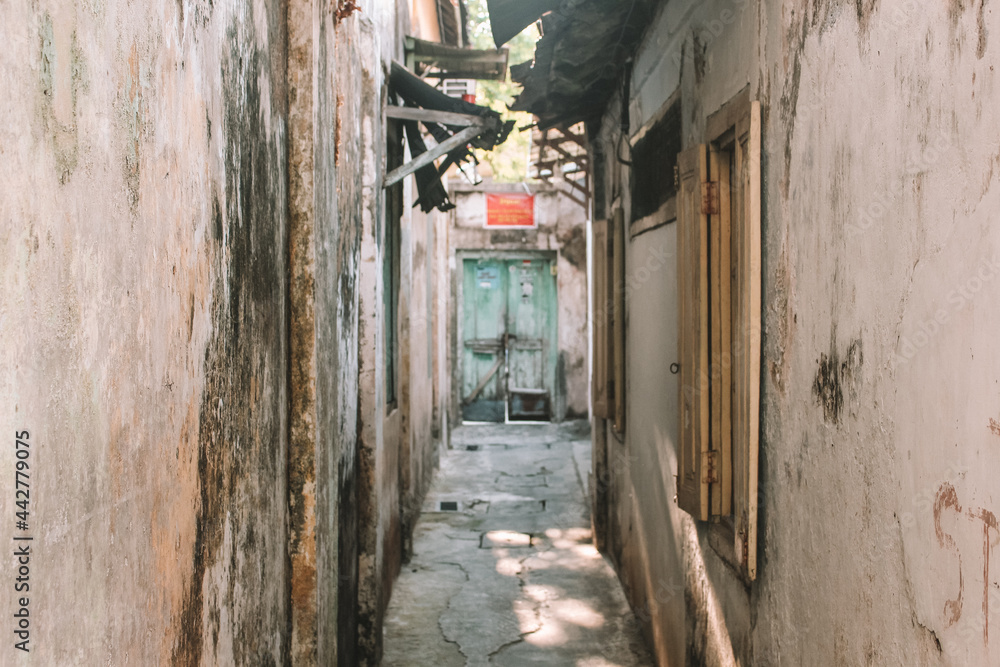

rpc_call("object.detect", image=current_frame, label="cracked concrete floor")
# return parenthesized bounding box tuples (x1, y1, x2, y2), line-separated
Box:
(382, 421, 653, 667)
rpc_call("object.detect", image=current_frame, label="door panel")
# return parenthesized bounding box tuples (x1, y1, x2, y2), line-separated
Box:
(461, 259, 507, 422)
(506, 259, 556, 421)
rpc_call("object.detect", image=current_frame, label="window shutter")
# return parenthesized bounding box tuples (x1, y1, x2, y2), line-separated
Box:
(612, 208, 626, 432)
(732, 101, 761, 579)
(676, 144, 711, 521)
(592, 218, 611, 419)
(710, 145, 733, 519)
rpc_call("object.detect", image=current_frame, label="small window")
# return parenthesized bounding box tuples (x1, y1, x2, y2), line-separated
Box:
(630, 99, 682, 221)
(676, 96, 761, 580)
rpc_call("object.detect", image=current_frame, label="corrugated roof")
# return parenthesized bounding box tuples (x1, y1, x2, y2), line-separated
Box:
(506, 0, 661, 129)
(485, 0, 561, 47)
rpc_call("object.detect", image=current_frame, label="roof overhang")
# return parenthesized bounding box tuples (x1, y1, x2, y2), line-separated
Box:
(386, 62, 515, 212)
(485, 0, 561, 47)
(505, 0, 662, 130)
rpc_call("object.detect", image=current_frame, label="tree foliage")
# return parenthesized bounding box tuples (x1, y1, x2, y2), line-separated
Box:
(465, 0, 539, 183)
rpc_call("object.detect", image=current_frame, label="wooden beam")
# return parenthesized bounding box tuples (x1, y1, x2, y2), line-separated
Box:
(557, 128, 588, 151)
(565, 178, 590, 197)
(384, 124, 484, 187)
(562, 190, 586, 209)
(547, 142, 584, 164)
(385, 106, 488, 127)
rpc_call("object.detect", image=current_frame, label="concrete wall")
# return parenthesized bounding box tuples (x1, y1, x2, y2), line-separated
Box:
(447, 183, 590, 425)
(1, 0, 289, 662)
(592, 0, 1000, 664)
(1, 0, 441, 663)
(400, 204, 441, 558)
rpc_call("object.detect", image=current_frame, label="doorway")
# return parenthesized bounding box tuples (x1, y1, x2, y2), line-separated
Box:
(459, 255, 557, 423)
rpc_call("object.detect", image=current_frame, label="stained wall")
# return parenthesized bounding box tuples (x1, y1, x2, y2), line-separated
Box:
(592, 0, 1000, 664)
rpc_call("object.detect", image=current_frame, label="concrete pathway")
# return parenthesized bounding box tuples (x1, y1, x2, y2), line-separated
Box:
(382, 422, 653, 667)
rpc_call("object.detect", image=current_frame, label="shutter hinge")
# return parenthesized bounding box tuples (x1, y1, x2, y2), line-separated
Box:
(701, 181, 720, 215)
(702, 450, 719, 484)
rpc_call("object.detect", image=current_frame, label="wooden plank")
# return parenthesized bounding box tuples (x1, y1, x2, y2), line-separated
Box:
(612, 208, 626, 433)
(385, 105, 489, 127)
(705, 86, 751, 142)
(559, 128, 588, 151)
(746, 100, 761, 580)
(732, 118, 749, 573)
(566, 177, 589, 196)
(718, 147, 733, 518)
(709, 145, 722, 519)
(676, 144, 710, 521)
(731, 100, 761, 580)
(384, 124, 485, 187)
(629, 87, 681, 146)
(463, 354, 504, 404)
(630, 196, 676, 239)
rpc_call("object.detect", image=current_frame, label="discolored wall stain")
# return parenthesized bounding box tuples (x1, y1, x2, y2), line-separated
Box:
(812, 336, 863, 425)
(174, 10, 288, 665)
(37, 9, 86, 184)
(557, 223, 586, 270)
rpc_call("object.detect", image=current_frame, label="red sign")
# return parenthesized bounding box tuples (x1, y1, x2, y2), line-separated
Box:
(486, 193, 535, 228)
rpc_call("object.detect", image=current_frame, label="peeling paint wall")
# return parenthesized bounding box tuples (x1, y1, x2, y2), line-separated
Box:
(1, 0, 289, 662)
(399, 204, 441, 560)
(448, 183, 590, 425)
(2, 0, 438, 663)
(592, 0, 1000, 664)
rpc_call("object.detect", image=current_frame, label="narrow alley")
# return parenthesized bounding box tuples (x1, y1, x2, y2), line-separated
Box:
(5, 0, 1000, 664)
(382, 422, 651, 666)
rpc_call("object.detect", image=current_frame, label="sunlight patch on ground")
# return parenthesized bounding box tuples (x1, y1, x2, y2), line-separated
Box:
(483, 529, 531, 547)
(495, 555, 523, 576)
(552, 598, 606, 629)
(525, 616, 569, 647)
(576, 658, 626, 667)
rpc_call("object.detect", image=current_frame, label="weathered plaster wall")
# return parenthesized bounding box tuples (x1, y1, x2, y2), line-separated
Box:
(0, 0, 289, 662)
(756, 0, 1000, 664)
(433, 206, 453, 440)
(594, 0, 1000, 665)
(1, 0, 435, 663)
(448, 183, 589, 424)
(399, 204, 440, 559)
(286, 0, 377, 663)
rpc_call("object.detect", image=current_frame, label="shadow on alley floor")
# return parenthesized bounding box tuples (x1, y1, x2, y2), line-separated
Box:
(382, 421, 653, 667)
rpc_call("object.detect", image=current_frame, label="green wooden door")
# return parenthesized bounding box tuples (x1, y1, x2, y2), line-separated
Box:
(505, 259, 556, 420)
(461, 256, 557, 422)
(461, 259, 507, 422)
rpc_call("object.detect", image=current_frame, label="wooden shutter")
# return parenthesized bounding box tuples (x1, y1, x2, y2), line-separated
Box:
(676, 144, 711, 521)
(612, 208, 626, 432)
(732, 101, 761, 579)
(592, 218, 611, 418)
(710, 145, 733, 519)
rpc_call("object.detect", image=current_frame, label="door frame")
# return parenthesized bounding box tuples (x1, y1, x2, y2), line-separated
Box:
(452, 249, 559, 426)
